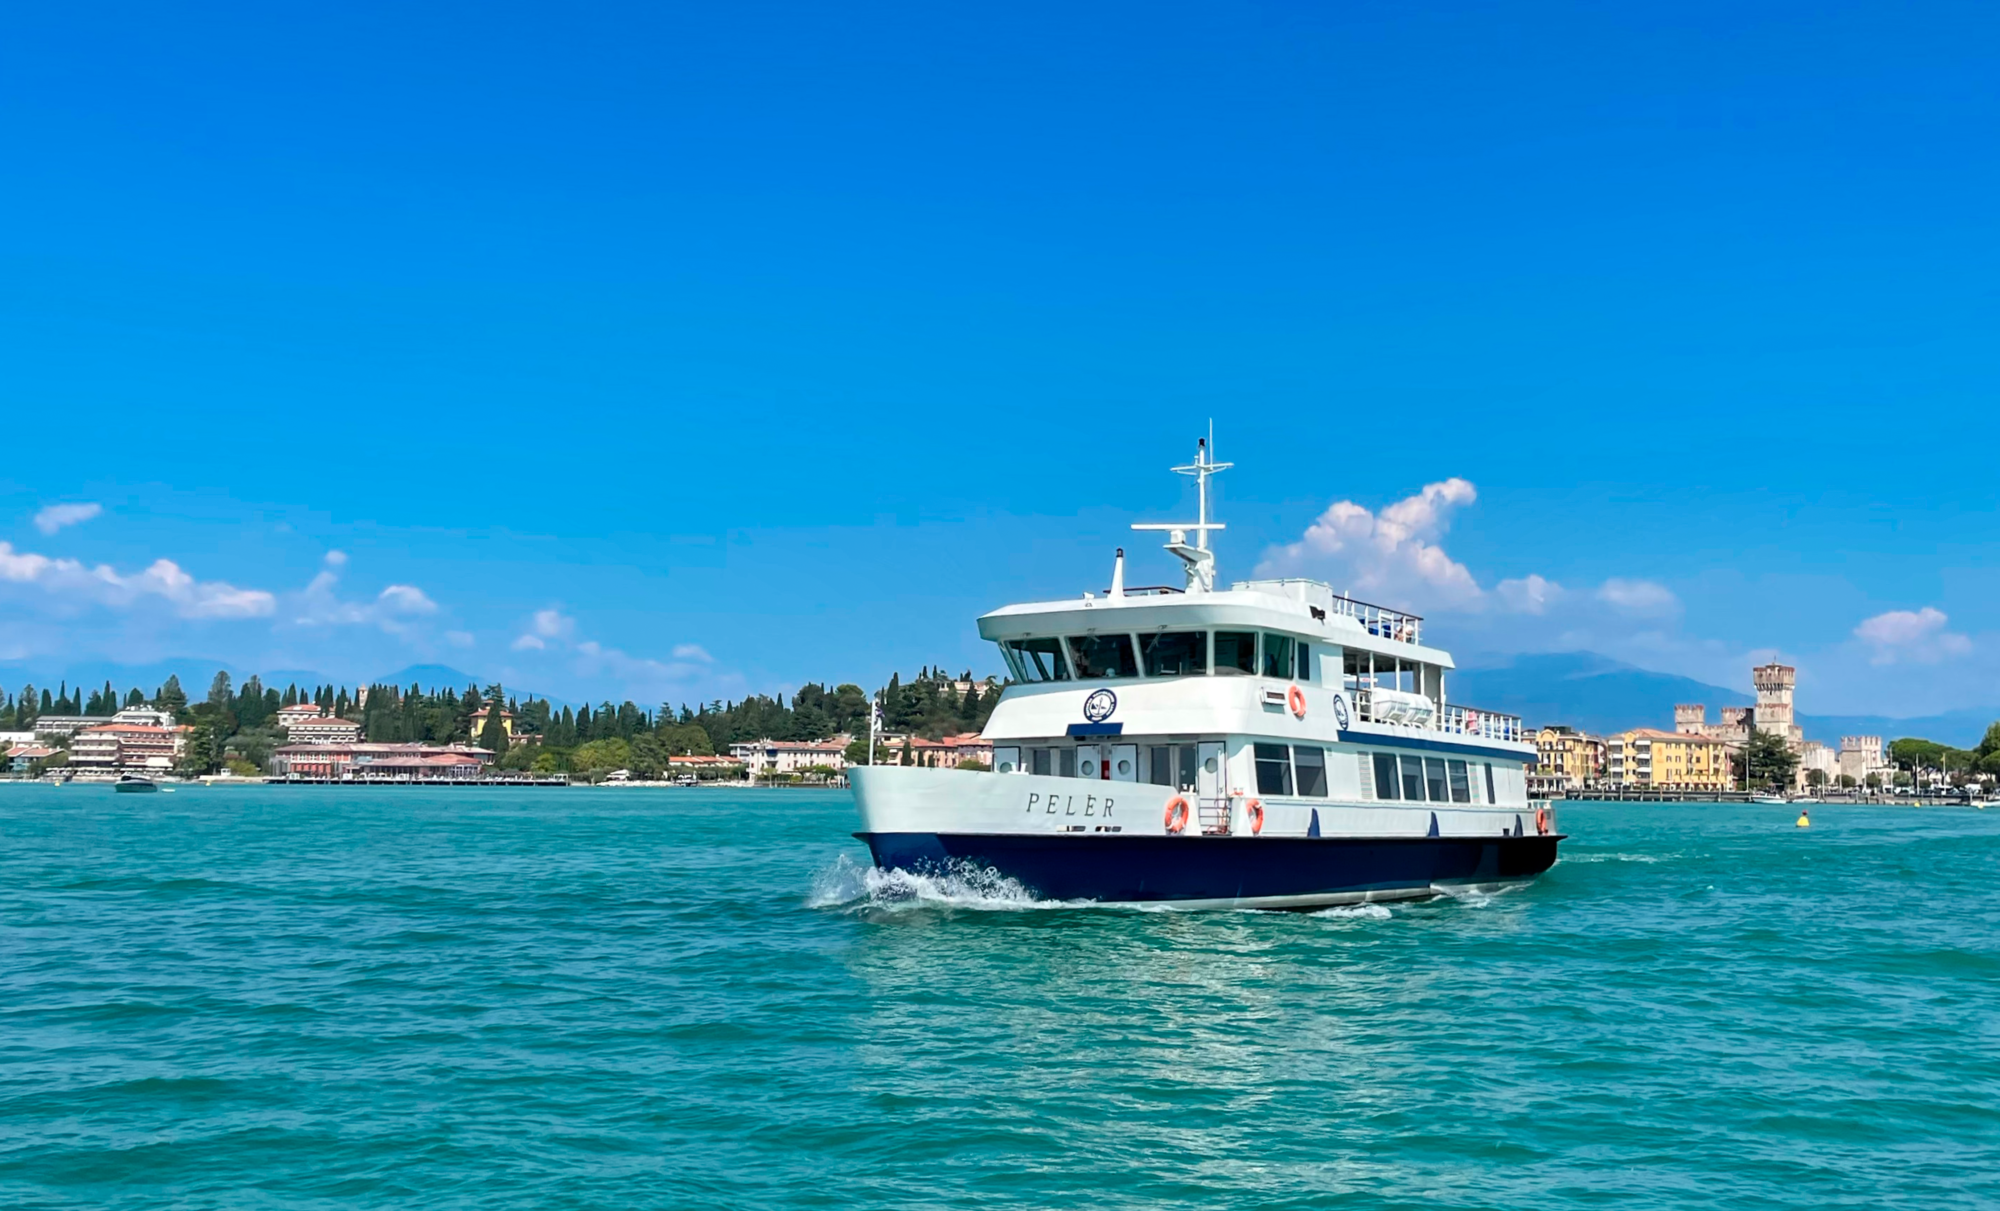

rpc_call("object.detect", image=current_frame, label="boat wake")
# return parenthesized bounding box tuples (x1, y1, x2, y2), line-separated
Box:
(807, 854, 1094, 912)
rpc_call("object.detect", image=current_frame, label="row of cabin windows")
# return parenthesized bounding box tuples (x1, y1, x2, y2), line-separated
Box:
(1003, 631, 1313, 684)
(1366, 752, 1495, 804)
(1013, 744, 1219, 787)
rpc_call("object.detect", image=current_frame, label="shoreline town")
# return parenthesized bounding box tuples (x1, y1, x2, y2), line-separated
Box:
(0, 659, 1993, 802)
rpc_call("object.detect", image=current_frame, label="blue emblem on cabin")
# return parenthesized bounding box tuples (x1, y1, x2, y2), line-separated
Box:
(1082, 689, 1118, 723)
(1332, 693, 1351, 730)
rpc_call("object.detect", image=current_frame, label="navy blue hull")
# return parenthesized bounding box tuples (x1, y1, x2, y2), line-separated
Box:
(859, 832, 1563, 905)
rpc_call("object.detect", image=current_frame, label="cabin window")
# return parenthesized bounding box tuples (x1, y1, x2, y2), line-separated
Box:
(1424, 757, 1449, 803)
(1147, 746, 1172, 786)
(1005, 637, 1070, 682)
(1060, 748, 1077, 778)
(1140, 631, 1207, 677)
(1399, 754, 1426, 801)
(1254, 743, 1293, 795)
(1296, 642, 1312, 684)
(1448, 759, 1471, 803)
(1262, 634, 1295, 679)
(1484, 762, 1497, 802)
(1031, 748, 1053, 776)
(1177, 743, 1197, 790)
(1294, 746, 1328, 797)
(1067, 634, 1138, 680)
(1215, 631, 1257, 676)
(1373, 753, 1400, 801)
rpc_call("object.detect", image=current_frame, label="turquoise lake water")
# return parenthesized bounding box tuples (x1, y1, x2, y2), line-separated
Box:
(3, 786, 1997, 1209)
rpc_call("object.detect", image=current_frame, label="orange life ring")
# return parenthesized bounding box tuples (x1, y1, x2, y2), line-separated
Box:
(1287, 685, 1307, 719)
(1535, 806, 1550, 835)
(1245, 797, 1265, 835)
(1164, 795, 1190, 834)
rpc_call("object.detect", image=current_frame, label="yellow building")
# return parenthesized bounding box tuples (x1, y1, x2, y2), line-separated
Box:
(1533, 727, 1605, 794)
(1607, 728, 1733, 789)
(469, 706, 514, 738)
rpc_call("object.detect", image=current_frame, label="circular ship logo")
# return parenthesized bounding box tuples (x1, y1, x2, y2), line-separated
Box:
(1331, 693, 1351, 731)
(1082, 689, 1118, 723)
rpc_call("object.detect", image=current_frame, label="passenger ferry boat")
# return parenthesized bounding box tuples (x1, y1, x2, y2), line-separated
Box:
(850, 438, 1563, 909)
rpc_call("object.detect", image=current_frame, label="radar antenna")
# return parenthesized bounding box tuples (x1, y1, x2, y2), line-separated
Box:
(1132, 429, 1232, 593)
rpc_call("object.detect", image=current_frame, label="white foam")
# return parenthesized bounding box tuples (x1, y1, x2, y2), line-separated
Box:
(806, 853, 1090, 912)
(1562, 852, 1668, 864)
(1429, 881, 1527, 908)
(1311, 903, 1393, 920)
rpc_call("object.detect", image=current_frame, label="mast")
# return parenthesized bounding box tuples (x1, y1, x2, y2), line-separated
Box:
(1132, 431, 1232, 592)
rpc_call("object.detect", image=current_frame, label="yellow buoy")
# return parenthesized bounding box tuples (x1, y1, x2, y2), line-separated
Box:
(1795, 811, 1811, 828)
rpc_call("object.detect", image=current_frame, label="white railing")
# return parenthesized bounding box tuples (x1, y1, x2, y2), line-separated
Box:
(1350, 688, 1523, 743)
(1437, 703, 1524, 743)
(1329, 594, 1423, 645)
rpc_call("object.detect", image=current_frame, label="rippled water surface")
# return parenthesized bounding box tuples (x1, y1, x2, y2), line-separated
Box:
(3, 786, 1998, 1209)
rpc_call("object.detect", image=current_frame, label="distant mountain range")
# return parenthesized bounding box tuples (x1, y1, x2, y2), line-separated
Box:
(1451, 652, 1996, 747)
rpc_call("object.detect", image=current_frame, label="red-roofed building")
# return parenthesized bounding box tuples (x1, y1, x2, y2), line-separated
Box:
(271, 742, 493, 781)
(71, 723, 190, 774)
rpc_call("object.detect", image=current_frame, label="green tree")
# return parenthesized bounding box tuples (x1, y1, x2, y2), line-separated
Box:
(154, 675, 187, 716)
(571, 738, 633, 781)
(478, 707, 510, 760)
(1744, 727, 1798, 790)
(844, 736, 873, 766)
(208, 670, 233, 708)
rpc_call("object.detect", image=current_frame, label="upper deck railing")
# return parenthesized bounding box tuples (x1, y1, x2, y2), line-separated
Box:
(1350, 688, 1523, 743)
(1330, 594, 1423, 646)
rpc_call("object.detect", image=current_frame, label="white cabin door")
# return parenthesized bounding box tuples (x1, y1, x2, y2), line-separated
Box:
(1109, 744, 1138, 782)
(1196, 741, 1226, 831)
(1075, 745, 1102, 780)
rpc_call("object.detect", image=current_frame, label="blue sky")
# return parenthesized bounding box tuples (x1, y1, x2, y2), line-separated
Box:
(3, 1, 1998, 716)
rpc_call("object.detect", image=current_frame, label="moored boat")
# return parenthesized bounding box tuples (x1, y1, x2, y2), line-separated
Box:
(114, 774, 159, 793)
(850, 437, 1563, 909)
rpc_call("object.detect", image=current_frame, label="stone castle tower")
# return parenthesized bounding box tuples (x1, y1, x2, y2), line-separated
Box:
(1752, 663, 1801, 742)
(1674, 704, 1707, 735)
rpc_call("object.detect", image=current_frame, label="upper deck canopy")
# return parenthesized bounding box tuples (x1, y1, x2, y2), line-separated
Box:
(977, 578, 1455, 670)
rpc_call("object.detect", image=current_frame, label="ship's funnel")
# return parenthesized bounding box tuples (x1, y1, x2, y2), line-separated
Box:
(1110, 548, 1126, 598)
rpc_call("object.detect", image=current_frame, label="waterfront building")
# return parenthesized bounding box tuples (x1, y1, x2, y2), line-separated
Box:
(270, 742, 493, 781)
(70, 723, 190, 774)
(1671, 662, 1811, 787)
(468, 705, 515, 738)
(666, 754, 747, 778)
(0, 730, 35, 748)
(275, 703, 327, 730)
(30, 715, 102, 739)
(729, 738, 849, 775)
(6, 744, 59, 772)
(906, 732, 996, 768)
(1607, 728, 1733, 789)
(1801, 740, 1838, 786)
(1531, 726, 1604, 795)
(289, 716, 363, 744)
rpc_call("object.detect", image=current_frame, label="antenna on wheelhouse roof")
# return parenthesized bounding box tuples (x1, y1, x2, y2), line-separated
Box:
(1131, 426, 1232, 593)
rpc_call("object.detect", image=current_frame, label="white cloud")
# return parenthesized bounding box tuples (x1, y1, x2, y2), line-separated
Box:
(34, 503, 103, 535)
(672, 643, 713, 662)
(511, 607, 719, 694)
(1256, 478, 1485, 608)
(1854, 607, 1971, 665)
(446, 630, 475, 648)
(288, 552, 441, 636)
(1595, 578, 1680, 618)
(0, 540, 274, 619)
(533, 609, 574, 638)
(1495, 574, 1563, 615)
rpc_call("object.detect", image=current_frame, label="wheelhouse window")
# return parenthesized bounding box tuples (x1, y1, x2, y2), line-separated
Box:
(1296, 641, 1312, 683)
(1068, 634, 1138, 680)
(1005, 637, 1070, 682)
(1254, 743, 1293, 796)
(1141, 631, 1207, 677)
(1215, 631, 1257, 676)
(1262, 634, 1295, 680)
(1373, 753, 1400, 801)
(1294, 746, 1328, 797)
